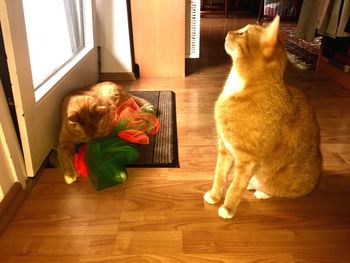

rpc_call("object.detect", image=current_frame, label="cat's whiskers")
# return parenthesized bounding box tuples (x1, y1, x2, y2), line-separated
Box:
(223, 66, 245, 96)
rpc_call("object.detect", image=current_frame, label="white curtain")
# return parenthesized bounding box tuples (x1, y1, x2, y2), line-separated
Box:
(296, 0, 350, 41)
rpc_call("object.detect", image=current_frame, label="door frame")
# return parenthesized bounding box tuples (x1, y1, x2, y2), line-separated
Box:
(0, 0, 98, 177)
(0, 79, 27, 190)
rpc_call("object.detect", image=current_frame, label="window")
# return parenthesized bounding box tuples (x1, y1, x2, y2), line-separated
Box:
(22, 0, 93, 101)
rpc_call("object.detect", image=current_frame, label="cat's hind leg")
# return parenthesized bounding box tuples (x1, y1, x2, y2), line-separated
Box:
(253, 191, 272, 199)
(246, 184, 255, 190)
(204, 138, 234, 205)
(247, 176, 258, 190)
(247, 176, 272, 199)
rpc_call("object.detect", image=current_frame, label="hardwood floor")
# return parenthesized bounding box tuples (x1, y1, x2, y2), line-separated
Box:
(1, 17, 350, 262)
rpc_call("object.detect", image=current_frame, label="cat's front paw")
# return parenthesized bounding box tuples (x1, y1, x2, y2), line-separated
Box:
(204, 191, 220, 205)
(64, 173, 78, 184)
(218, 205, 236, 219)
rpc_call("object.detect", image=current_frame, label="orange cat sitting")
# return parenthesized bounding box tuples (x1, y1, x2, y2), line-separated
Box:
(204, 16, 322, 219)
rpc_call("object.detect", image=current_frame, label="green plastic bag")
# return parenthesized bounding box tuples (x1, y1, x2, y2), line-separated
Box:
(85, 136, 139, 190)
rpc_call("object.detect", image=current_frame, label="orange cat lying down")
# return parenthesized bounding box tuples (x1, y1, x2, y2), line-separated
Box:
(204, 16, 322, 219)
(58, 81, 155, 184)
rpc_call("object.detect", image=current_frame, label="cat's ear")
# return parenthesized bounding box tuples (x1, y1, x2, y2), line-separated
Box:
(264, 15, 280, 45)
(94, 105, 109, 115)
(68, 111, 79, 122)
(261, 15, 280, 57)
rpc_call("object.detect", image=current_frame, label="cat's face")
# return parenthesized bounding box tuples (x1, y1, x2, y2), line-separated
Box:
(225, 16, 285, 66)
(67, 97, 114, 141)
(225, 24, 262, 60)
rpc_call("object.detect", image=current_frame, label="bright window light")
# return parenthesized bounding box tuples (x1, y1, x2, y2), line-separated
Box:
(22, 0, 93, 101)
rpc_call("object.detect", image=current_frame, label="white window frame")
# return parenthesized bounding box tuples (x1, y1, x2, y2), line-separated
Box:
(21, 0, 94, 102)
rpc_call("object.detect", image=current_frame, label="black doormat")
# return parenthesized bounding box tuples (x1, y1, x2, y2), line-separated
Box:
(47, 91, 179, 169)
(128, 91, 179, 168)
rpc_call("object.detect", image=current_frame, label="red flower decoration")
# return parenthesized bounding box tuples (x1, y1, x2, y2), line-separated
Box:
(74, 144, 88, 177)
(117, 130, 150, 144)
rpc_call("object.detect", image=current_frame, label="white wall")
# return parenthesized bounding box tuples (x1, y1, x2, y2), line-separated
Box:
(95, 0, 133, 73)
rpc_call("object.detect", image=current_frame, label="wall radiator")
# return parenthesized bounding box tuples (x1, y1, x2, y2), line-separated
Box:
(185, 0, 200, 58)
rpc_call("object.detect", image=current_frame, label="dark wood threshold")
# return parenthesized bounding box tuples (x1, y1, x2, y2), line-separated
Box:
(0, 178, 37, 235)
(99, 72, 137, 82)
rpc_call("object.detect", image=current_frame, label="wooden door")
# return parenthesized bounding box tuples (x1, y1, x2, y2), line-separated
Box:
(131, 0, 185, 78)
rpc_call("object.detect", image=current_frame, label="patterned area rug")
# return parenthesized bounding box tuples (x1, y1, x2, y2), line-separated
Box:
(128, 90, 179, 168)
(280, 25, 321, 70)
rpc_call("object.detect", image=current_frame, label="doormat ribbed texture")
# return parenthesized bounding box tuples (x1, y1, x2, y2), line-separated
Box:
(128, 90, 179, 168)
